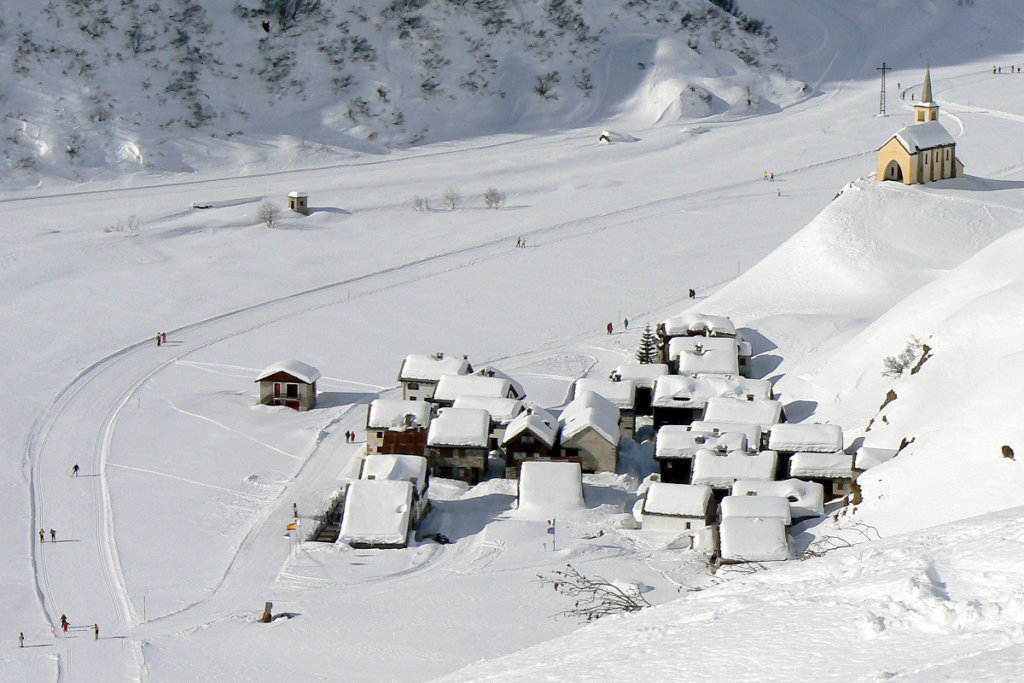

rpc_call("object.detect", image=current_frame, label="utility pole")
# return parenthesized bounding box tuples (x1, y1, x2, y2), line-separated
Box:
(877, 62, 892, 115)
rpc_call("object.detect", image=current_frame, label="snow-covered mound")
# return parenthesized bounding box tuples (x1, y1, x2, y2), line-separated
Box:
(683, 177, 1024, 535)
(447, 505, 1024, 681)
(0, 0, 796, 187)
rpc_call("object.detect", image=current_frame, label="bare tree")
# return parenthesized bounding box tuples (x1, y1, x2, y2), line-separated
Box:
(442, 186, 461, 211)
(482, 187, 506, 210)
(537, 564, 650, 622)
(257, 202, 281, 229)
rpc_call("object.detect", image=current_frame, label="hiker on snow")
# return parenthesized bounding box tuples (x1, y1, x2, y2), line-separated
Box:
(50, 529, 56, 542)
(39, 529, 45, 543)
(72, 463, 79, 477)
(606, 322, 613, 334)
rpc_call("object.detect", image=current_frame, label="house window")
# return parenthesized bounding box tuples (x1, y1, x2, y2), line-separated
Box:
(377, 431, 384, 438)
(286, 384, 298, 398)
(685, 522, 691, 530)
(407, 382, 419, 390)
(522, 435, 535, 444)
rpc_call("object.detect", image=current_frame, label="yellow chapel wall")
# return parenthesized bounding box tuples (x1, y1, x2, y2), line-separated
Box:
(877, 138, 916, 184)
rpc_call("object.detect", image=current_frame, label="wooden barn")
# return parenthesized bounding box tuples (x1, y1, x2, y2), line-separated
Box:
(365, 398, 432, 456)
(502, 406, 563, 479)
(425, 407, 491, 484)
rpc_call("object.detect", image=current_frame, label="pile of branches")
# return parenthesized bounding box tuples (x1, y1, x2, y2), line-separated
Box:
(799, 521, 881, 560)
(537, 564, 650, 622)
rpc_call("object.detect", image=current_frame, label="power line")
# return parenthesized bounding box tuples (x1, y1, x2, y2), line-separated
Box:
(876, 62, 892, 115)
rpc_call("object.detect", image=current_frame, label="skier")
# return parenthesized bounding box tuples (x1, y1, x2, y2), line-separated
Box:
(770, 172, 774, 181)
(156, 333, 161, 347)
(763, 171, 768, 181)
(19, 632, 24, 648)
(688, 288, 696, 299)
(60, 615, 68, 634)
(50, 529, 56, 543)
(93, 624, 99, 640)
(162, 332, 167, 344)
(72, 463, 79, 477)
(39, 529, 45, 543)
(292, 503, 298, 518)
(606, 322, 613, 335)
(623, 318, 629, 330)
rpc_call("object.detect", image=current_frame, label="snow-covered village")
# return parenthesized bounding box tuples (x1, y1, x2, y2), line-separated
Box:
(4, 0, 1024, 680)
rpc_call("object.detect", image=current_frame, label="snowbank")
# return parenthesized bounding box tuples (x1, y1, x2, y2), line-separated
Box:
(338, 480, 413, 549)
(516, 461, 585, 520)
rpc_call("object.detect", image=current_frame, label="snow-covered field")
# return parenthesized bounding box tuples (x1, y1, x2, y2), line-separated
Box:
(3, 0, 1024, 680)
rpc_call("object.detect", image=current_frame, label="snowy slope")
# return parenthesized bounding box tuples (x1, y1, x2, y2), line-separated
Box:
(446, 506, 1024, 681)
(0, 0, 795, 187)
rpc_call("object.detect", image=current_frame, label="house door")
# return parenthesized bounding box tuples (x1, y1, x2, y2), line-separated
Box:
(274, 383, 281, 398)
(884, 160, 903, 182)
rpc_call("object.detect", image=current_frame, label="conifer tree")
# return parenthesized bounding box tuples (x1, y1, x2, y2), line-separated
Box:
(635, 323, 658, 364)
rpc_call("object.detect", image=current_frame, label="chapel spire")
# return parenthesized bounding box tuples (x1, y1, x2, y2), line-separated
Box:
(914, 65, 939, 123)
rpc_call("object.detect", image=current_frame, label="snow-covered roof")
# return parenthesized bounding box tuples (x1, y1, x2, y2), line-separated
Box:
(855, 446, 898, 470)
(719, 517, 789, 563)
(654, 426, 747, 460)
(398, 354, 471, 382)
(732, 478, 825, 519)
(669, 336, 740, 375)
(690, 449, 777, 489)
(287, 190, 307, 198)
(255, 359, 321, 384)
(503, 407, 559, 448)
(366, 399, 432, 431)
(474, 366, 526, 399)
(338, 479, 413, 548)
(720, 495, 792, 525)
(574, 377, 637, 410)
(702, 397, 782, 427)
(652, 375, 771, 409)
(662, 313, 736, 338)
(893, 120, 955, 152)
(768, 423, 843, 454)
(516, 461, 584, 519)
(642, 482, 712, 518)
(453, 395, 523, 424)
(612, 363, 669, 389)
(433, 374, 512, 402)
(789, 451, 854, 479)
(736, 339, 753, 358)
(426, 408, 491, 448)
(559, 390, 620, 445)
(360, 454, 429, 495)
(689, 421, 763, 448)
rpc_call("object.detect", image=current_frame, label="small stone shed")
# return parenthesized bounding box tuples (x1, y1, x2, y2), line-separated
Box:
(288, 191, 308, 215)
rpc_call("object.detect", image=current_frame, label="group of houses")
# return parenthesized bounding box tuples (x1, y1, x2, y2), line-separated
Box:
(628, 312, 897, 563)
(251, 311, 895, 558)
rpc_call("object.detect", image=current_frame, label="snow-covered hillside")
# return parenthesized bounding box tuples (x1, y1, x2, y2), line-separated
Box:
(0, 0, 795, 186)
